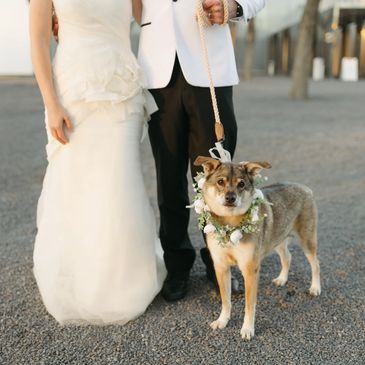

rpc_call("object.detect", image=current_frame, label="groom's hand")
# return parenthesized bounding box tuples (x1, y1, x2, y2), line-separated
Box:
(202, 0, 238, 25)
(52, 14, 59, 43)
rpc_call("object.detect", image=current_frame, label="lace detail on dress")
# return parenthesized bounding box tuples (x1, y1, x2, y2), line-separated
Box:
(53, 50, 143, 104)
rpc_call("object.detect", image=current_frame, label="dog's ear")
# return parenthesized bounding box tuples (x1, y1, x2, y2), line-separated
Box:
(241, 161, 271, 176)
(194, 156, 221, 176)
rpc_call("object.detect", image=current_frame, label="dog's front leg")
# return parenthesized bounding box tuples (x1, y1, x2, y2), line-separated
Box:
(240, 261, 260, 340)
(210, 265, 231, 330)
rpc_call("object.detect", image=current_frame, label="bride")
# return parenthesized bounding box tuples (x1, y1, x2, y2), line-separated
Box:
(30, 0, 166, 324)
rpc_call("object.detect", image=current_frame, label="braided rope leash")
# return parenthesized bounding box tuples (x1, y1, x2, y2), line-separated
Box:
(196, 0, 232, 162)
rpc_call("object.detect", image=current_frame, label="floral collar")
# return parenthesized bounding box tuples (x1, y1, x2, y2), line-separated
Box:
(188, 172, 268, 247)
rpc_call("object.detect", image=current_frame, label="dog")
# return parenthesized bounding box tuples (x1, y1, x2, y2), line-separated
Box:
(194, 156, 321, 340)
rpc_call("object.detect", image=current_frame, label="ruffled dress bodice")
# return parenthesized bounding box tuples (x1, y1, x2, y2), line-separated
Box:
(46, 0, 156, 160)
(52, 0, 155, 118)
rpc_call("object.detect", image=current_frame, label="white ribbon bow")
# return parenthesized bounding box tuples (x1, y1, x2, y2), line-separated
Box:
(209, 141, 232, 162)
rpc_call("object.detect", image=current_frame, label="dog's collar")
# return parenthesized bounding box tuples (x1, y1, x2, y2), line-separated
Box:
(187, 172, 268, 247)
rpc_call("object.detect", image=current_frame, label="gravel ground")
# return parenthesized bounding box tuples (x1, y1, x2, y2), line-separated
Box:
(0, 77, 364, 365)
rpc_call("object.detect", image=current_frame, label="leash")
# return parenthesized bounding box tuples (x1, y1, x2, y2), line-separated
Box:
(196, 0, 232, 163)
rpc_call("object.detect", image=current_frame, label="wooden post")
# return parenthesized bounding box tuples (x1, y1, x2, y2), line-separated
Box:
(290, 0, 321, 100)
(243, 20, 255, 80)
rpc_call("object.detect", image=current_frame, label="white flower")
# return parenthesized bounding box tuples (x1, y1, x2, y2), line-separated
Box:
(204, 224, 216, 234)
(230, 230, 243, 245)
(204, 204, 210, 212)
(197, 177, 206, 189)
(194, 199, 205, 214)
(251, 208, 260, 222)
(264, 176, 268, 181)
(253, 189, 264, 201)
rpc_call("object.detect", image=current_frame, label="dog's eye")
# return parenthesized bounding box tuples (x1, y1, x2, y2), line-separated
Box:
(238, 180, 245, 188)
(217, 179, 225, 186)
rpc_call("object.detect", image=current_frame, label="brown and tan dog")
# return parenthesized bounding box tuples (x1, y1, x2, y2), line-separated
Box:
(194, 156, 321, 340)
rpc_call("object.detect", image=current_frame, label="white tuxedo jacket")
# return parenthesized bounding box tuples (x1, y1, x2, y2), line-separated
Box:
(138, 0, 266, 89)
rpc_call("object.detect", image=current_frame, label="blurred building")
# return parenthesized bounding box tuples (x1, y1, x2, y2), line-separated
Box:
(235, 0, 365, 78)
(0, 0, 32, 75)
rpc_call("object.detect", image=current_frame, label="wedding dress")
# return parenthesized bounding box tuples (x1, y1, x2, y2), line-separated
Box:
(33, 0, 166, 325)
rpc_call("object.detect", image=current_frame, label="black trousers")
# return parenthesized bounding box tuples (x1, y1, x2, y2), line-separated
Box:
(148, 58, 237, 276)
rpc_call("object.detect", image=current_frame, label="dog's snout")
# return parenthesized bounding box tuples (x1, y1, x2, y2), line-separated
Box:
(225, 192, 236, 205)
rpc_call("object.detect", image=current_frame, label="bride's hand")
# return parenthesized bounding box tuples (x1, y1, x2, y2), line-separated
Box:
(47, 104, 73, 145)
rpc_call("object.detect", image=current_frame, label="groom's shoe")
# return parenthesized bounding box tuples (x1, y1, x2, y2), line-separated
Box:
(162, 273, 189, 302)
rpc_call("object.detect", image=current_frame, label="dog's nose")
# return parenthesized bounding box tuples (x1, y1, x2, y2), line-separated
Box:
(225, 192, 236, 205)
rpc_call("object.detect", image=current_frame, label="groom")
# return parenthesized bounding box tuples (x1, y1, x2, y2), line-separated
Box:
(138, 0, 266, 301)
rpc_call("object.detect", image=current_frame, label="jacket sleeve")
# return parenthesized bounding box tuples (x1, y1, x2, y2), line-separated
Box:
(234, 0, 266, 22)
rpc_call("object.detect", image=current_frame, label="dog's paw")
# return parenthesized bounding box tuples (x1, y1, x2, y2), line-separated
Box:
(309, 285, 321, 296)
(240, 325, 255, 340)
(210, 317, 229, 330)
(272, 276, 288, 287)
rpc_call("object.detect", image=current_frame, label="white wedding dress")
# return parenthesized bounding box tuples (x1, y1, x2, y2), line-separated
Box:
(33, 0, 166, 325)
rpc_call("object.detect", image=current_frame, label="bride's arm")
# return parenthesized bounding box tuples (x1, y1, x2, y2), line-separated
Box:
(132, 0, 142, 24)
(29, 0, 72, 145)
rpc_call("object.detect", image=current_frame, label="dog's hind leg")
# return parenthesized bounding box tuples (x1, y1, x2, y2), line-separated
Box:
(210, 264, 231, 330)
(295, 202, 321, 296)
(272, 238, 292, 287)
(305, 249, 321, 296)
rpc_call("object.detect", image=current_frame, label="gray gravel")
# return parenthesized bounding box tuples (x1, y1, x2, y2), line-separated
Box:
(1, 76, 364, 365)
